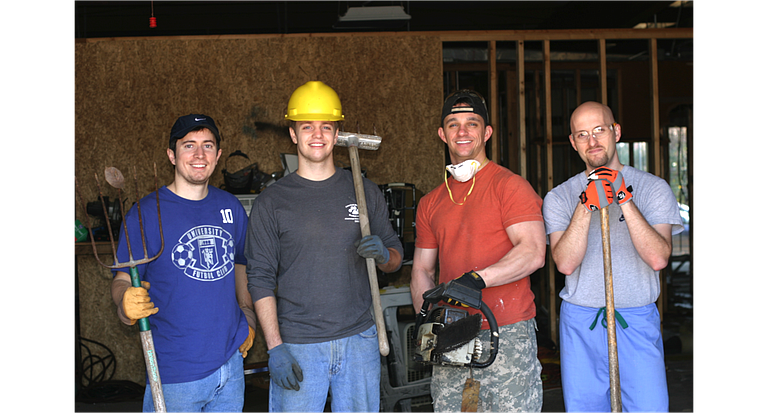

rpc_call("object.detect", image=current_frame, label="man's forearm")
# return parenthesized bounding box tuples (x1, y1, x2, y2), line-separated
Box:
(235, 264, 257, 329)
(254, 296, 282, 350)
(110, 275, 134, 326)
(409, 248, 438, 312)
(621, 200, 672, 271)
(376, 247, 403, 274)
(551, 205, 592, 275)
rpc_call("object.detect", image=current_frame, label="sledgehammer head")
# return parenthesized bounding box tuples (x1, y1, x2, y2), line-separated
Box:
(336, 131, 382, 151)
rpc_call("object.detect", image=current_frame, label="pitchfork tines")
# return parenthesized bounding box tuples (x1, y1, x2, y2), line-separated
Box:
(75, 164, 164, 269)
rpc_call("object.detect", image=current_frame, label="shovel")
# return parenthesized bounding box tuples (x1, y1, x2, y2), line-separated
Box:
(600, 207, 622, 412)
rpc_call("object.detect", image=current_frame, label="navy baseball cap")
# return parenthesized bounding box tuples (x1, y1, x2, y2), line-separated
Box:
(169, 114, 221, 150)
(441, 89, 489, 126)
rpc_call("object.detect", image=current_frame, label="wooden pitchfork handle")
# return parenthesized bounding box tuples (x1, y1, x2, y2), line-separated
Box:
(600, 207, 622, 412)
(347, 145, 390, 357)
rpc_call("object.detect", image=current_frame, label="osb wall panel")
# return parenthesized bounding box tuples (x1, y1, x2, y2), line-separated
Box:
(75, 35, 444, 386)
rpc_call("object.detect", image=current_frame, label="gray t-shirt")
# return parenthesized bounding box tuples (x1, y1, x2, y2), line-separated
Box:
(542, 166, 684, 308)
(245, 167, 403, 343)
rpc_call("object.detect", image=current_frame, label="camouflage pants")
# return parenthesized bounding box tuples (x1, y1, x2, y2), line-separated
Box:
(430, 318, 543, 412)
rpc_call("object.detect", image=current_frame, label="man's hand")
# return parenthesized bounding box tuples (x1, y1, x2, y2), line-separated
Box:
(122, 281, 159, 325)
(355, 234, 390, 264)
(453, 270, 486, 290)
(580, 179, 613, 211)
(267, 344, 303, 391)
(588, 167, 633, 205)
(239, 326, 256, 358)
(445, 270, 485, 307)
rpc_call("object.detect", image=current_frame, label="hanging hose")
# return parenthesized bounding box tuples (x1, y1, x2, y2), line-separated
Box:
(79, 337, 116, 388)
(77, 337, 144, 404)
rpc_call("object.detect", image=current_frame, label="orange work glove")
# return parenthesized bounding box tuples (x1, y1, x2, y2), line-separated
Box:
(580, 179, 614, 212)
(122, 281, 159, 325)
(588, 167, 633, 205)
(240, 326, 256, 358)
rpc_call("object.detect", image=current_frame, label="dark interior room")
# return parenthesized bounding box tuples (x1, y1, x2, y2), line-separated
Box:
(67, 1, 702, 412)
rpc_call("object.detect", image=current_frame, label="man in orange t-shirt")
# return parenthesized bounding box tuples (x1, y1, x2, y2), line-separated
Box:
(411, 89, 547, 412)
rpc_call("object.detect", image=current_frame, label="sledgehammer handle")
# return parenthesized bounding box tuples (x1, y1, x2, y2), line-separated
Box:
(348, 145, 390, 357)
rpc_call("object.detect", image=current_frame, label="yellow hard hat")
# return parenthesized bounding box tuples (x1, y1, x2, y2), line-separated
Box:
(285, 81, 344, 122)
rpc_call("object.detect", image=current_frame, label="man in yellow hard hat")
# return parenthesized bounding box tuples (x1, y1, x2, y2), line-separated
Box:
(245, 81, 403, 412)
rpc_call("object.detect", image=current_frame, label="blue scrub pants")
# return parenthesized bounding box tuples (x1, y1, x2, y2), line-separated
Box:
(559, 301, 669, 412)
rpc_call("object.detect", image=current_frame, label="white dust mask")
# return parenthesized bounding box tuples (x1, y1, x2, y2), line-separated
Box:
(446, 159, 482, 183)
(443, 158, 488, 206)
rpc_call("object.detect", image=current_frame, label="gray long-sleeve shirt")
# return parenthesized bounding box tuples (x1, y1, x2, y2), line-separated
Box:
(245, 167, 403, 344)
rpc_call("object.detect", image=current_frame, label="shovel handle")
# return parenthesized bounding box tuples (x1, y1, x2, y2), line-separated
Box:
(600, 207, 622, 412)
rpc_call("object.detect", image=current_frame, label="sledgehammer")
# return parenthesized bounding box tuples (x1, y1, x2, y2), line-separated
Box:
(336, 131, 390, 356)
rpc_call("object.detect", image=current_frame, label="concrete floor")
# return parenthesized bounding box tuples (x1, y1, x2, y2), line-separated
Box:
(74, 355, 692, 412)
(76, 265, 693, 412)
(75, 321, 692, 412)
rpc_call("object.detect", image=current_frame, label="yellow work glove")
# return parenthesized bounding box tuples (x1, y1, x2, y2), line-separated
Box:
(122, 281, 159, 325)
(240, 326, 256, 358)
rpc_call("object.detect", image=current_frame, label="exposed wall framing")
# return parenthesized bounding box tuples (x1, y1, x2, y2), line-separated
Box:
(438, 28, 692, 344)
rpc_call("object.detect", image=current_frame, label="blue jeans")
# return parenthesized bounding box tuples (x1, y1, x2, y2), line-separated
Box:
(142, 350, 244, 412)
(270, 324, 380, 412)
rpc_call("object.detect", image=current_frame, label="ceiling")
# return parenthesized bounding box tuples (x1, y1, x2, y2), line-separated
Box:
(75, 1, 693, 39)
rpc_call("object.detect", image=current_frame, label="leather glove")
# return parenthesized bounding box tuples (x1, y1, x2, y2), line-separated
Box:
(580, 179, 614, 212)
(122, 281, 159, 325)
(354, 234, 390, 264)
(267, 344, 303, 391)
(446, 270, 485, 307)
(239, 326, 256, 358)
(588, 167, 633, 205)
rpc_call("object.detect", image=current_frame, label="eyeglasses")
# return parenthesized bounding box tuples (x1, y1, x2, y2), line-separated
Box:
(572, 124, 615, 142)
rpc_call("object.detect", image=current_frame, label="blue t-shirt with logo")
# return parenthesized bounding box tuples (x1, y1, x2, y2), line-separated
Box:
(113, 185, 249, 384)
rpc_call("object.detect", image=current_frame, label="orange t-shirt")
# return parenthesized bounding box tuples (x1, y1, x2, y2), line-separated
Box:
(415, 161, 543, 328)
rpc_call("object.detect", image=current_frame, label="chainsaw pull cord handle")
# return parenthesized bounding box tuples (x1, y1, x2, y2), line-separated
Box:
(413, 300, 430, 342)
(412, 283, 448, 341)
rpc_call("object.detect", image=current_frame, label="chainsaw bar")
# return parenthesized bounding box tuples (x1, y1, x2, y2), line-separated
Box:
(434, 313, 482, 353)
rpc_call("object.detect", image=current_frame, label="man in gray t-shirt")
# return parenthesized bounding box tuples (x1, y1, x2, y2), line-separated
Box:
(245, 81, 402, 412)
(542, 101, 683, 412)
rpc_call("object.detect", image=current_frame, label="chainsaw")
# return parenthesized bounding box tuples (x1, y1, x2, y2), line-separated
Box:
(412, 280, 499, 368)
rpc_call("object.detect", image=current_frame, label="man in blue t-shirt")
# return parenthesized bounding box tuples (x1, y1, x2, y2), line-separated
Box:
(111, 114, 257, 412)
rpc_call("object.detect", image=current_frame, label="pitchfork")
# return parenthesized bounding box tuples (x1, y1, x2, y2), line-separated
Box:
(75, 164, 166, 412)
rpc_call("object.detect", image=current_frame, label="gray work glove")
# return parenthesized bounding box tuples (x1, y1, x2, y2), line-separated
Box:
(267, 344, 303, 391)
(355, 234, 390, 264)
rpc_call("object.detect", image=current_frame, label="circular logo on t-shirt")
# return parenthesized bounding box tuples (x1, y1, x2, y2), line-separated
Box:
(170, 225, 235, 281)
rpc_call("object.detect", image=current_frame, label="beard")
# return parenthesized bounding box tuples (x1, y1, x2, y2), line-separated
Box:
(585, 148, 610, 170)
